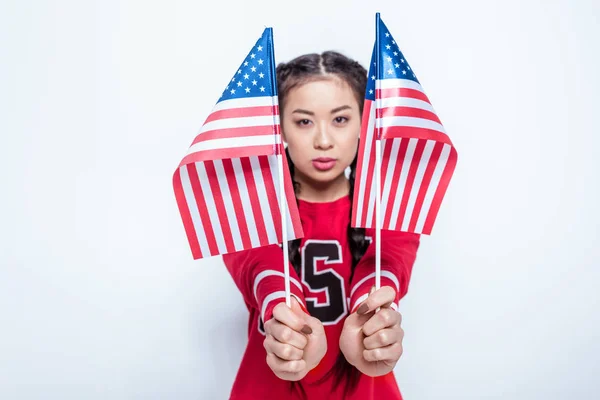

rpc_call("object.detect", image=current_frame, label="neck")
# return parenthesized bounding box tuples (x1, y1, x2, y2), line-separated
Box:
(294, 171, 350, 203)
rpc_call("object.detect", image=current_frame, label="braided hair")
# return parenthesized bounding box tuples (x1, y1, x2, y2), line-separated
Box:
(276, 51, 370, 398)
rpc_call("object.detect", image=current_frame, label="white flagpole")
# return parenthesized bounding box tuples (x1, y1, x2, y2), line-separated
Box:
(375, 139, 381, 291)
(278, 152, 291, 308)
(268, 27, 292, 308)
(375, 12, 382, 291)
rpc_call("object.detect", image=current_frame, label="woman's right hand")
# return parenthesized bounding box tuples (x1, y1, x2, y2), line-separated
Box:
(263, 296, 327, 381)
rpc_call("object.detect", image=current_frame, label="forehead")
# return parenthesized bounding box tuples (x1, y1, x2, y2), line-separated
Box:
(283, 77, 358, 111)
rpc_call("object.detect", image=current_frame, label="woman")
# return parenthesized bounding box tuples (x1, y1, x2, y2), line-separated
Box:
(223, 50, 420, 399)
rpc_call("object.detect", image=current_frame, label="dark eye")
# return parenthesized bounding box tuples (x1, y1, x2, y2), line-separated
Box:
(297, 119, 312, 126)
(334, 116, 348, 124)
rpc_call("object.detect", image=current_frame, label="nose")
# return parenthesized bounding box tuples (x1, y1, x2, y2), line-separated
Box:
(314, 122, 333, 150)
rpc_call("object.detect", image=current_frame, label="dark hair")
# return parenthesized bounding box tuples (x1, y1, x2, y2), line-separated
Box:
(276, 51, 370, 398)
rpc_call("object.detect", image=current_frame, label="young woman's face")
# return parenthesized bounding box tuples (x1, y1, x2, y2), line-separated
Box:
(281, 77, 361, 189)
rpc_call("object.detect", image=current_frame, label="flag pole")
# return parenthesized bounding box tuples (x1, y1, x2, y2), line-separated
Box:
(268, 27, 292, 308)
(375, 12, 382, 291)
(279, 152, 291, 308)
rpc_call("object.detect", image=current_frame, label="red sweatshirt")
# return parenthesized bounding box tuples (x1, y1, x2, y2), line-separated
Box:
(222, 195, 420, 400)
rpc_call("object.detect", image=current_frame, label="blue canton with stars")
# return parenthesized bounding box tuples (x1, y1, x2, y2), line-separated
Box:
(365, 18, 419, 102)
(219, 28, 276, 101)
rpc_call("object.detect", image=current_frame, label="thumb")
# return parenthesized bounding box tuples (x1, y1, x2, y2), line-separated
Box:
(290, 296, 308, 318)
(290, 296, 315, 334)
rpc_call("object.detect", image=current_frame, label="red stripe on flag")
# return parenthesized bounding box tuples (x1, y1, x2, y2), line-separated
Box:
(359, 107, 378, 227)
(407, 141, 444, 232)
(377, 87, 431, 104)
(395, 139, 427, 230)
(422, 146, 458, 234)
(380, 126, 452, 145)
(240, 157, 270, 247)
(352, 100, 374, 225)
(258, 155, 283, 242)
(377, 106, 442, 125)
(203, 161, 236, 253)
(173, 169, 202, 259)
(180, 145, 276, 167)
(379, 139, 394, 228)
(382, 138, 409, 229)
(187, 163, 220, 256)
(280, 145, 304, 239)
(203, 105, 279, 124)
(191, 126, 276, 145)
(221, 158, 252, 250)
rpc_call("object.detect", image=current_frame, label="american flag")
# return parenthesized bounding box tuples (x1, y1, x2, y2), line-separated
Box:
(173, 28, 304, 259)
(352, 16, 458, 235)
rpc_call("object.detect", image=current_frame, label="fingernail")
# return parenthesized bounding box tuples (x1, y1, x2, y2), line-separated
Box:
(301, 325, 312, 334)
(357, 303, 369, 315)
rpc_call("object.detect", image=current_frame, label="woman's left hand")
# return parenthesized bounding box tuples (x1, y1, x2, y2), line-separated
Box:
(339, 286, 404, 377)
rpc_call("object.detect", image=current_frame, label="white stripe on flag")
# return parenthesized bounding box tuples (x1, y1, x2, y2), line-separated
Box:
(365, 140, 378, 229)
(199, 115, 281, 135)
(377, 116, 446, 134)
(187, 134, 280, 155)
(267, 155, 295, 241)
(381, 139, 401, 228)
(355, 102, 376, 227)
(401, 140, 435, 231)
(250, 156, 277, 244)
(213, 159, 243, 251)
(211, 96, 279, 112)
(378, 78, 425, 91)
(179, 165, 210, 257)
(195, 161, 228, 253)
(389, 138, 418, 230)
(415, 143, 452, 233)
(231, 158, 260, 247)
(378, 97, 436, 114)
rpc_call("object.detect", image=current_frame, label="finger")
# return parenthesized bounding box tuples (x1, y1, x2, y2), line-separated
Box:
(357, 286, 396, 315)
(363, 327, 403, 350)
(266, 353, 307, 374)
(363, 342, 403, 363)
(362, 308, 401, 336)
(273, 301, 312, 335)
(268, 320, 309, 349)
(290, 296, 307, 317)
(264, 334, 304, 361)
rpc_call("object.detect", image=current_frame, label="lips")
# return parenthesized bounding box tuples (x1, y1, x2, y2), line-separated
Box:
(312, 157, 337, 171)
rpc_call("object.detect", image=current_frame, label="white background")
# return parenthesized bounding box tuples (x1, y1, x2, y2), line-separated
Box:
(1, 0, 599, 399)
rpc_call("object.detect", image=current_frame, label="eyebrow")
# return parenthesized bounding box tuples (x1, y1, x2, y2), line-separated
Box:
(291, 105, 352, 116)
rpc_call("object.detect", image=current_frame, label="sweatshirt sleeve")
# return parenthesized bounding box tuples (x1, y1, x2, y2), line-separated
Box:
(348, 230, 420, 313)
(222, 244, 307, 323)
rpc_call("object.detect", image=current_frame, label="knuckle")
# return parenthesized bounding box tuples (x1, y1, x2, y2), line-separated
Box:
(283, 360, 297, 373)
(380, 311, 392, 325)
(280, 327, 291, 342)
(264, 320, 272, 332)
(373, 348, 383, 360)
(282, 345, 292, 359)
(297, 335, 308, 349)
(378, 330, 388, 345)
(266, 354, 274, 368)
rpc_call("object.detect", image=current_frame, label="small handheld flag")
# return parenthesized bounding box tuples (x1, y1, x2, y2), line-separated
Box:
(173, 28, 303, 272)
(353, 13, 458, 289)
